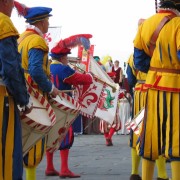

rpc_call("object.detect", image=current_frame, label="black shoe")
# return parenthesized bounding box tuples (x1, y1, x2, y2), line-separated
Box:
(130, 174, 142, 180)
(106, 138, 113, 146)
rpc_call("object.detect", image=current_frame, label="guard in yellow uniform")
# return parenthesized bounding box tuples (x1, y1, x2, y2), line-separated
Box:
(0, 0, 32, 179)
(127, 54, 169, 180)
(14, 2, 59, 180)
(133, 0, 180, 179)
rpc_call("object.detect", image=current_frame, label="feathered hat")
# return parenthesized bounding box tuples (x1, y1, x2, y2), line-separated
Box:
(14, 1, 52, 24)
(49, 34, 92, 59)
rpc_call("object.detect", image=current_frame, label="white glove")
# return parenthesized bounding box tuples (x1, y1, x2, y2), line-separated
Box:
(21, 97, 33, 112)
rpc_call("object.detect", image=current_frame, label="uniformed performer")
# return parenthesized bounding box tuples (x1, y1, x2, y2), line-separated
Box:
(0, 0, 32, 179)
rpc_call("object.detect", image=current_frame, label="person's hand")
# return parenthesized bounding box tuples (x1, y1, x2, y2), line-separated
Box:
(21, 99, 33, 114)
(50, 86, 59, 98)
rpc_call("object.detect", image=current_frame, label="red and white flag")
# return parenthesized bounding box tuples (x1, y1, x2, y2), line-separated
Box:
(74, 56, 120, 125)
(44, 26, 62, 51)
(74, 76, 106, 118)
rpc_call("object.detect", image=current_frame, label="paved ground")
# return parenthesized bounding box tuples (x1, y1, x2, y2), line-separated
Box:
(25, 134, 171, 180)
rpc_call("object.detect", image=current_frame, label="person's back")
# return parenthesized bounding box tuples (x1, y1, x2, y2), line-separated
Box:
(133, 1, 180, 179)
(133, 12, 177, 74)
(146, 16, 180, 91)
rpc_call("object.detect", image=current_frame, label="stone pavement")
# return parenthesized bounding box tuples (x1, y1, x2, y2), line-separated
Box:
(28, 134, 171, 180)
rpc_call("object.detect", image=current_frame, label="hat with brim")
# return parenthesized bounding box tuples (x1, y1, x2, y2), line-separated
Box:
(49, 47, 71, 59)
(25, 7, 52, 24)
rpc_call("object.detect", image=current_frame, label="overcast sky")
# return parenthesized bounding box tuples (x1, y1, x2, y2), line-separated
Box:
(12, 0, 155, 67)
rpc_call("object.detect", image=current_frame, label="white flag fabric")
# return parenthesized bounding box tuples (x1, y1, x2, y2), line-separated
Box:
(74, 56, 120, 125)
(89, 56, 115, 85)
(95, 85, 119, 125)
(129, 107, 145, 135)
(44, 26, 62, 51)
(89, 57, 120, 125)
(74, 76, 106, 118)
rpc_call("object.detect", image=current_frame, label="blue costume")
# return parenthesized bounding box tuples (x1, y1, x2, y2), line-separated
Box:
(46, 45, 92, 178)
(50, 61, 92, 149)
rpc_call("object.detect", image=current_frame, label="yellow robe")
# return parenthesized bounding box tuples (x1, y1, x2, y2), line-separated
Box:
(18, 30, 50, 167)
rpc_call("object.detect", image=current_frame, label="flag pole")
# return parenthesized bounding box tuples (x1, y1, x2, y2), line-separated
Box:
(155, 0, 158, 13)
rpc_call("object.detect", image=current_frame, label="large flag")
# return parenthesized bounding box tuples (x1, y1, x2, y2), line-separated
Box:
(74, 54, 120, 125)
(88, 57, 120, 125)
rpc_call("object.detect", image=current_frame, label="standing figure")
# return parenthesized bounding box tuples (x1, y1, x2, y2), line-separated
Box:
(105, 59, 114, 73)
(99, 97, 121, 146)
(118, 90, 132, 135)
(112, 60, 123, 87)
(15, 3, 59, 180)
(45, 45, 93, 178)
(127, 53, 169, 180)
(0, 0, 32, 179)
(133, 1, 180, 179)
(93, 56, 106, 71)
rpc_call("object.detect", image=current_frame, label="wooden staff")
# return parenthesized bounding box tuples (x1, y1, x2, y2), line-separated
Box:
(59, 89, 76, 93)
(155, 0, 158, 13)
(33, 106, 47, 110)
(83, 116, 98, 132)
(69, 62, 117, 92)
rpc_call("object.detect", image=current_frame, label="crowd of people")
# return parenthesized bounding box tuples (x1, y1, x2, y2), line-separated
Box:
(1, 0, 180, 179)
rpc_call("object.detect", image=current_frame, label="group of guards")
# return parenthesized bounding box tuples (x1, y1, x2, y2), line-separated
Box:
(0, 0, 94, 180)
(1, 0, 180, 180)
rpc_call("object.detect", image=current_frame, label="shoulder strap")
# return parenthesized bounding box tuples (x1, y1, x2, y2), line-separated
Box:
(149, 14, 176, 56)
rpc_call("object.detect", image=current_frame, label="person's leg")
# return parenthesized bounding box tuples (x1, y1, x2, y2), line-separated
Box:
(155, 155, 169, 180)
(59, 126, 80, 178)
(104, 132, 109, 139)
(105, 127, 115, 146)
(59, 149, 80, 178)
(104, 132, 112, 146)
(130, 148, 142, 180)
(104, 127, 115, 146)
(45, 151, 59, 176)
(26, 167, 36, 180)
(171, 161, 180, 180)
(131, 148, 141, 175)
(108, 127, 115, 139)
(24, 137, 47, 180)
(142, 158, 155, 180)
(3, 98, 23, 180)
